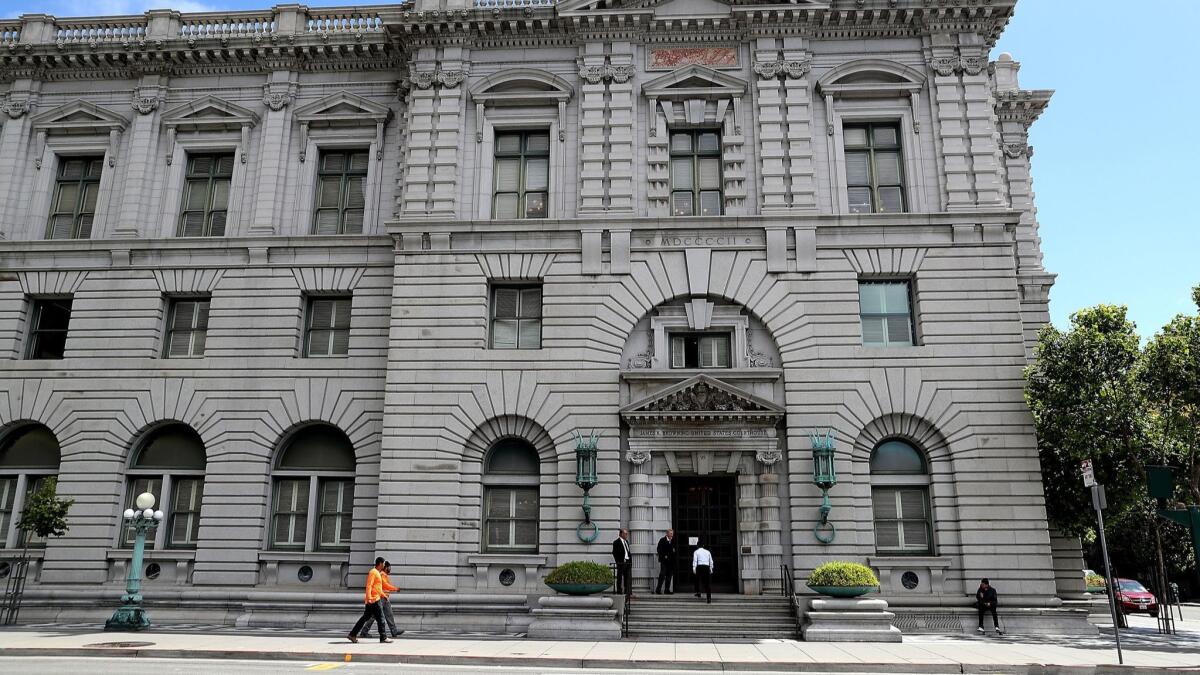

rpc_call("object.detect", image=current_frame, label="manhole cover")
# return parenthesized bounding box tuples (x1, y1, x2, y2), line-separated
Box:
(84, 641, 155, 648)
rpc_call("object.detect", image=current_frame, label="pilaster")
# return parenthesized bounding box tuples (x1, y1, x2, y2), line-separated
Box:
(113, 75, 167, 239)
(753, 37, 815, 213)
(401, 46, 468, 218)
(0, 82, 37, 239)
(250, 70, 297, 236)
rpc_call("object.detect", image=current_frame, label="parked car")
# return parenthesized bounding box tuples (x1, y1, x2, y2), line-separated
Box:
(1115, 579, 1159, 617)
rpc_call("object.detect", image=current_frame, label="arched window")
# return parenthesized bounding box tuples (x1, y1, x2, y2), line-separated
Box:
(270, 425, 356, 552)
(870, 439, 932, 554)
(482, 438, 539, 553)
(122, 424, 206, 549)
(0, 423, 61, 549)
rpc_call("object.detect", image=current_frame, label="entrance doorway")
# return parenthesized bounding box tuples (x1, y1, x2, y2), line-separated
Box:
(670, 475, 739, 593)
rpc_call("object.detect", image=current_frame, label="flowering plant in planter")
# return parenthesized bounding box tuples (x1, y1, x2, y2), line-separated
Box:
(806, 561, 880, 597)
(1085, 572, 1107, 593)
(544, 561, 614, 595)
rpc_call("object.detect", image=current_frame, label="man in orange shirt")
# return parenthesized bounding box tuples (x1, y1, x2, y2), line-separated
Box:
(355, 561, 403, 639)
(348, 557, 392, 643)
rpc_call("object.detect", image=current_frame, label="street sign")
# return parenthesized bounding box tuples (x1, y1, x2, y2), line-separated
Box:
(1081, 459, 1096, 487)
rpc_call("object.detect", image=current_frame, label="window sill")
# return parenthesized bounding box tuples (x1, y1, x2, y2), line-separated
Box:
(258, 550, 350, 563)
(108, 549, 196, 561)
(869, 556, 950, 568)
(467, 553, 547, 566)
(0, 548, 45, 559)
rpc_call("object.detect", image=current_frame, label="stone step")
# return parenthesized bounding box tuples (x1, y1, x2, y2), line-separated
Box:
(628, 621, 797, 632)
(628, 627, 798, 639)
(625, 594, 796, 639)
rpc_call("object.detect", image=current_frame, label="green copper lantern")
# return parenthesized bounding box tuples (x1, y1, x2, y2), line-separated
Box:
(574, 430, 600, 542)
(810, 429, 838, 544)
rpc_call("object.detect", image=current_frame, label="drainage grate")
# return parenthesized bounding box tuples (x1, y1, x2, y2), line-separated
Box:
(892, 612, 964, 633)
(83, 641, 155, 648)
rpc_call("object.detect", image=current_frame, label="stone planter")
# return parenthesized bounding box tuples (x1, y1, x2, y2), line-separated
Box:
(802, 597, 902, 642)
(546, 582, 612, 596)
(526, 595, 621, 640)
(807, 584, 877, 598)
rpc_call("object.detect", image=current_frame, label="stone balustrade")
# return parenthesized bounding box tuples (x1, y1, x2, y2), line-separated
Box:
(178, 12, 277, 40)
(0, 21, 20, 46)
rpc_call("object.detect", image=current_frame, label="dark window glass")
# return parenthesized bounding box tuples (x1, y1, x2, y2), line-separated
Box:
(669, 332, 732, 368)
(313, 150, 369, 234)
(305, 296, 352, 357)
(491, 285, 542, 349)
(317, 479, 354, 551)
(26, 298, 72, 360)
(164, 297, 210, 358)
(167, 477, 204, 549)
(670, 130, 722, 216)
(859, 281, 915, 347)
(844, 123, 906, 214)
(493, 131, 550, 219)
(46, 156, 103, 239)
(271, 478, 309, 550)
(179, 153, 234, 237)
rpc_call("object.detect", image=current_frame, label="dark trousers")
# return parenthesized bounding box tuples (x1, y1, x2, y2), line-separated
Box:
(615, 561, 632, 595)
(357, 596, 399, 637)
(351, 600, 388, 641)
(977, 603, 998, 628)
(655, 561, 674, 594)
(694, 564, 712, 602)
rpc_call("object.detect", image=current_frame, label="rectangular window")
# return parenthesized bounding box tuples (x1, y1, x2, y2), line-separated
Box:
(316, 479, 354, 551)
(164, 297, 210, 358)
(313, 150, 368, 234)
(490, 285, 542, 350)
(304, 296, 352, 357)
(121, 476, 163, 549)
(270, 478, 309, 550)
(167, 478, 204, 549)
(46, 156, 103, 239)
(483, 486, 538, 552)
(492, 131, 550, 219)
(859, 281, 915, 347)
(179, 153, 234, 237)
(26, 298, 72, 360)
(670, 332, 732, 369)
(872, 487, 931, 553)
(844, 123, 905, 214)
(670, 130, 722, 216)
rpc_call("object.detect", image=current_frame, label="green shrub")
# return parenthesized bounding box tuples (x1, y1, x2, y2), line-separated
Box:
(544, 561, 614, 585)
(807, 561, 879, 587)
(1085, 573, 1106, 588)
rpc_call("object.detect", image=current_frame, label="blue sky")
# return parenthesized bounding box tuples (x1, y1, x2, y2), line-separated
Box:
(3, 0, 1195, 337)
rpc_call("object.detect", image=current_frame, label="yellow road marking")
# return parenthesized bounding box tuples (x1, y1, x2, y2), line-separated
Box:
(305, 664, 344, 671)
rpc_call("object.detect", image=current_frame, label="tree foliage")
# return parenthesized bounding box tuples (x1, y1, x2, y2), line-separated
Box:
(1140, 285, 1200, 502)
(16, 477, 73, 541)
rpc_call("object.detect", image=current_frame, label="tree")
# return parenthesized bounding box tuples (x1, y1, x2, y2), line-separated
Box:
(1024, 305, 1148, 536)
(16, 477, 73, 552)
(1140, 285, 1200, 502)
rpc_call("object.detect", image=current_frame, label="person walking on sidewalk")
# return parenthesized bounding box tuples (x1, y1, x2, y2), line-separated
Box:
(612, 528, 632, 596)
(348, 557, 393, 643)
(355, 561, 403, 639)
(692, 541, 713, 603)
(655, 528, 676, 595)
(975, 578, 1002, 635)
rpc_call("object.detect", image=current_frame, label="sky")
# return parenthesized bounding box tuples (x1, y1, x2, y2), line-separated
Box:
(1, 0, 1195, 337)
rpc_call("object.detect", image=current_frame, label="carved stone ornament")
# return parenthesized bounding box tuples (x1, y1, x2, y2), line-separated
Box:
(643, 382, 764, 413)
(626, 449, 651, 466)
(2, 97, 30, 119)
(627, 349, 652, 369)
(131, 95, 160, 115)
(1003, 143, 1031, 159)
(961, 56, 986, 76)
(747, 339, 773, 368)
(580, 64, 634, 85)
(412, 69, 467, 90)
(753, 58, 811, 80)
(262, 87, 293, 111)
(930, 55, 987, 77)
(755, 448, 783, 466)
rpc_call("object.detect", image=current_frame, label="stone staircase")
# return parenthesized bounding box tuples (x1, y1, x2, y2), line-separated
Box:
(624, 593, 799, 639)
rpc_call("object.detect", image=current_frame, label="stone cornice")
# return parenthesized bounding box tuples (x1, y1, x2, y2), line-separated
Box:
(994, 89, 1053, 128)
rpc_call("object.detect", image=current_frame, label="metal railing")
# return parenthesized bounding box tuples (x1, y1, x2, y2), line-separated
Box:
(780, 563, 802, 639)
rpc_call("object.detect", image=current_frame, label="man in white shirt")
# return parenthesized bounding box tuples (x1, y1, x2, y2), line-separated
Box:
(692, 541, 714, 603)
(611, 528, 632, 596)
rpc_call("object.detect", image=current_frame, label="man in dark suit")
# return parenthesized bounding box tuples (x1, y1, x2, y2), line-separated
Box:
(655, 528, 676, 594)
(611, 528, 632, 596)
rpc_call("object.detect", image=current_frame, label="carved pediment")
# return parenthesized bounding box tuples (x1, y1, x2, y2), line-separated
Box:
(470, 69, 573, 106)
(642, 65, 746, 100)
(162, 96, 259, 132)
(621, 374, 783, 424)
(294, 91, 392, 127)
(31, 100, 127, 134)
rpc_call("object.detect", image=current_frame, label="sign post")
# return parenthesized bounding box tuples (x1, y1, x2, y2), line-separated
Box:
(1085, 460, 1122, 665)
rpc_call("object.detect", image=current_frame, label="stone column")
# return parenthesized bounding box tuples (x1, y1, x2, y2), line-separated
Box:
(753, 37, 815, 213)
(250, 70, 297, 236)
(737, 469, 760, 594)
(0, 83, 37, 239)
(577, 46, 608, 214)
(960, 39, 1005, 208)
(401, 47, 468, 218)
(757, 454, 783, 595)
(927, 37, 974, 211)
(113, 75, 167, 238)
(577, 46, 635, 216)
(626, 448, 653, 592)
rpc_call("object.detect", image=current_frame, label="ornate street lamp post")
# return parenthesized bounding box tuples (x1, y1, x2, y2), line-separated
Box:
(574, 430, 599, 543)
(105, 492, 163, 631)
(810, 429, 838, 544)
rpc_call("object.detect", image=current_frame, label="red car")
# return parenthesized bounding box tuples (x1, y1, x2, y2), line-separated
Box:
(1115, 579, 1159, 618)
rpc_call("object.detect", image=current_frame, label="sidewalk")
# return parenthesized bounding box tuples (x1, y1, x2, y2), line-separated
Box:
(1, 624, 1198, 673)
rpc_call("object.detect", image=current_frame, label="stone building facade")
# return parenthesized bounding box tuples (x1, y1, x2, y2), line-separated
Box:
(0, 0, 1080, 633)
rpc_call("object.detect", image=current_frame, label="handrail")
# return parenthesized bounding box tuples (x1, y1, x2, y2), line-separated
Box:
(611, 561, 630, 638)
(781, 563, 801, 639)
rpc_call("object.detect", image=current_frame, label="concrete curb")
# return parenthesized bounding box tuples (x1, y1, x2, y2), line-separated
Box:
(0, 646, 1189, 674)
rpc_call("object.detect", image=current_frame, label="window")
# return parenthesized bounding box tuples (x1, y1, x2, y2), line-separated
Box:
(670, 332, 731, 369)
(164, 297, 210, 358)
(670, 130, 722, 216)
(121, 424, 206, 549)
(844, 123, 905, 214)
(859, 281, 915, 347)
(490, 285, 542, 350)
(304, 296, 352, 357)
(482, 438, 539, 553)
(493, 131, 549, 219)
(313, 150, 368, 234)
(0, 424, 62, 549)
(179, 153, 234, 237)
(46, 156, 103, 239)
(270, 425, 356, 552)
(870, 439, 932, 554)
(26, 298, 72, 360)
